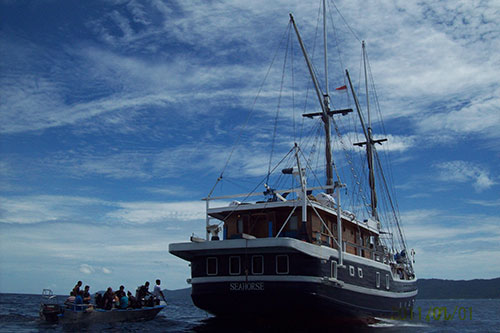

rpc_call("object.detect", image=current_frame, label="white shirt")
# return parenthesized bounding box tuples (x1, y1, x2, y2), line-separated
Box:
(153, 284, 162, 298)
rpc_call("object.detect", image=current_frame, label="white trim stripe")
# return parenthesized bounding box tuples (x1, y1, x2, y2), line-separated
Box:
(190, 275, 418, 298)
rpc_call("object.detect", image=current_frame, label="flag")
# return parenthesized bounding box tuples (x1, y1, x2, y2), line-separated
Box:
(335, 85, 347, 91)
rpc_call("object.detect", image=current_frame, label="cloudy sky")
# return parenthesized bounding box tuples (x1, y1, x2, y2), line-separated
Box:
(1, 0, 499, 295)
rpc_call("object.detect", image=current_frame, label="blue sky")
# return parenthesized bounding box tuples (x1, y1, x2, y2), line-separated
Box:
(1, 0, 499, 295)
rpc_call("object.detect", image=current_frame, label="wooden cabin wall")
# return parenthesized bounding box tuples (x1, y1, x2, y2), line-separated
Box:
(221, 208, 376, 260)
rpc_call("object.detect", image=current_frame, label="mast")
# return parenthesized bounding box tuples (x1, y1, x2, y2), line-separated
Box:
(346, 45, 387, 220)
(290, 13, 352, 195)
(363, 41, 377, 219)
(321, 0, 333, 195)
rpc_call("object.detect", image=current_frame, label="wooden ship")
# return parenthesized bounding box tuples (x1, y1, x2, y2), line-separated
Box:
(170, 1, 417, 321)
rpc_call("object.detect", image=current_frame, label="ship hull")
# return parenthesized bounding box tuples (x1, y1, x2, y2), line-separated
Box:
(170, 238, 417, 321)
(192, 279, 414, 318)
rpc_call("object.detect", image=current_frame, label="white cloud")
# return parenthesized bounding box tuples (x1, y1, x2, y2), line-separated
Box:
(417, 91, 500, 139)
(401, 209, 500, 279)
(79, 264, 95, 275)
(434, 160, 497, 192)
(0, 217, 204, 293)
(466, 199, 500, 207)
(0, 195, 109, 224)
(108, 201, 206, 224)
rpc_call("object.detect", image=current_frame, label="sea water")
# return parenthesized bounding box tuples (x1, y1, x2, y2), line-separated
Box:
(1, 293, 499, 332)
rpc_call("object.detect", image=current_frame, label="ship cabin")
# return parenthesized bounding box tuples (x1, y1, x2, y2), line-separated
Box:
(206, 193, 387, 264)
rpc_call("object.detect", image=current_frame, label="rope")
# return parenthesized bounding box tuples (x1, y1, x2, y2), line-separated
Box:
(267, 24, 292, 184)
(329, 0, 362, 43)
(208, 22, 292, 197)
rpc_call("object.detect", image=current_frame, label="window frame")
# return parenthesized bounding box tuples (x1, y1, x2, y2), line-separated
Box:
(349, 265, 355, 277)
(358, 267, 363, 278)
(386, 274, 390, 290)
(251, 255, 264, 275)
(229, 256, 241, 275)
(206, 257, 218, 276)
(376, 272, 380, 288)
(331, 260, 338, 279)
(276, 255, 289, 275)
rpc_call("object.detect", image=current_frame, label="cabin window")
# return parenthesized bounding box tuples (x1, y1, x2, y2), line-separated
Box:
(358, 267, 363, 278)
(237, 218, 243, 233)
(376, 272, 380, 288)
(229, 256, 240, 275)
(206, 257, 218, 276)
(276, 255, 289, 274)
(349, 265, 355, 277)
(331, 261, 337, 279)
(386, 274, 390, 290)
(289, 216, 298, 230)
(252, 255, 264, 275)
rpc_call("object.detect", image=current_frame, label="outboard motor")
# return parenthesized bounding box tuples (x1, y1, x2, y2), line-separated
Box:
(39, 289, 63, 323)
(40, 303, 63, 323)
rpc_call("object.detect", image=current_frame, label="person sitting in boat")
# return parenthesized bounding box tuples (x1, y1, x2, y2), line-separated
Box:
(103, 287, 115, 310)
(71, 290, 86, 311)
(119, 293, 129, 309)
(127, 291, 140, 308)
(83, 285, 91, 304)
(95, 292, 103, 308)
(137, 281, 151, 305)
(116, 285, 126, 298)
(71, 280, 82, 296)
(153, 279, 166, 305)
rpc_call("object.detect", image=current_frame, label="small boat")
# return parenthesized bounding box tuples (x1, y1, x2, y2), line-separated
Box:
(39, 289, 165, 325)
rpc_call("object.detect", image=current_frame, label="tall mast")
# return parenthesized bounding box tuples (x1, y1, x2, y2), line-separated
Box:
(323, 0, 329, 97)
(363, 41, 377, 219)
(366, 123, 377, 220)
(363, 41, 370, 128)
(290, 11, 352, 195)
(290, 13, 333, 195)
(322, 0, 333, 195)
(347, 46, 387, 220)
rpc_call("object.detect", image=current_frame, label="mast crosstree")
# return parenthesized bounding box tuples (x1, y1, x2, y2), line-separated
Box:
(290, 5, 352, 195)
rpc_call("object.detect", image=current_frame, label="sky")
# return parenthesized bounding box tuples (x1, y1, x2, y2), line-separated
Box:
(0, 0, 499, 295)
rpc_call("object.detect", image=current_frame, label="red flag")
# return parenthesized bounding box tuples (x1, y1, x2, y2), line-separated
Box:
(335, 85, 347, 91)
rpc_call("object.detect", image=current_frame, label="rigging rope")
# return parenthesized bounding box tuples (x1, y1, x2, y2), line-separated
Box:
(329, 0, 362, 43)
(208, 22, 293, 197)
(267, 24, 292, 185)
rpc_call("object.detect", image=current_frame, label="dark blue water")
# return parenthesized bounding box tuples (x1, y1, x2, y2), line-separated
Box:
(1, 293, 499, 332)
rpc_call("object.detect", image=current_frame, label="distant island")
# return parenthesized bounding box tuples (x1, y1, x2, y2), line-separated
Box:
(164, 277, 500, 300)
(416, 277, 500, 299)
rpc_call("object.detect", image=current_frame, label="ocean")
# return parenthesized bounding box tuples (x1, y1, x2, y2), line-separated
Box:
(1, 293, 499, 332)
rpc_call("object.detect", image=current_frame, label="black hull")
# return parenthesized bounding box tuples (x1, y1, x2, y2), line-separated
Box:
(170, 238, 417, 321)
(192, 279, 413, 319)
